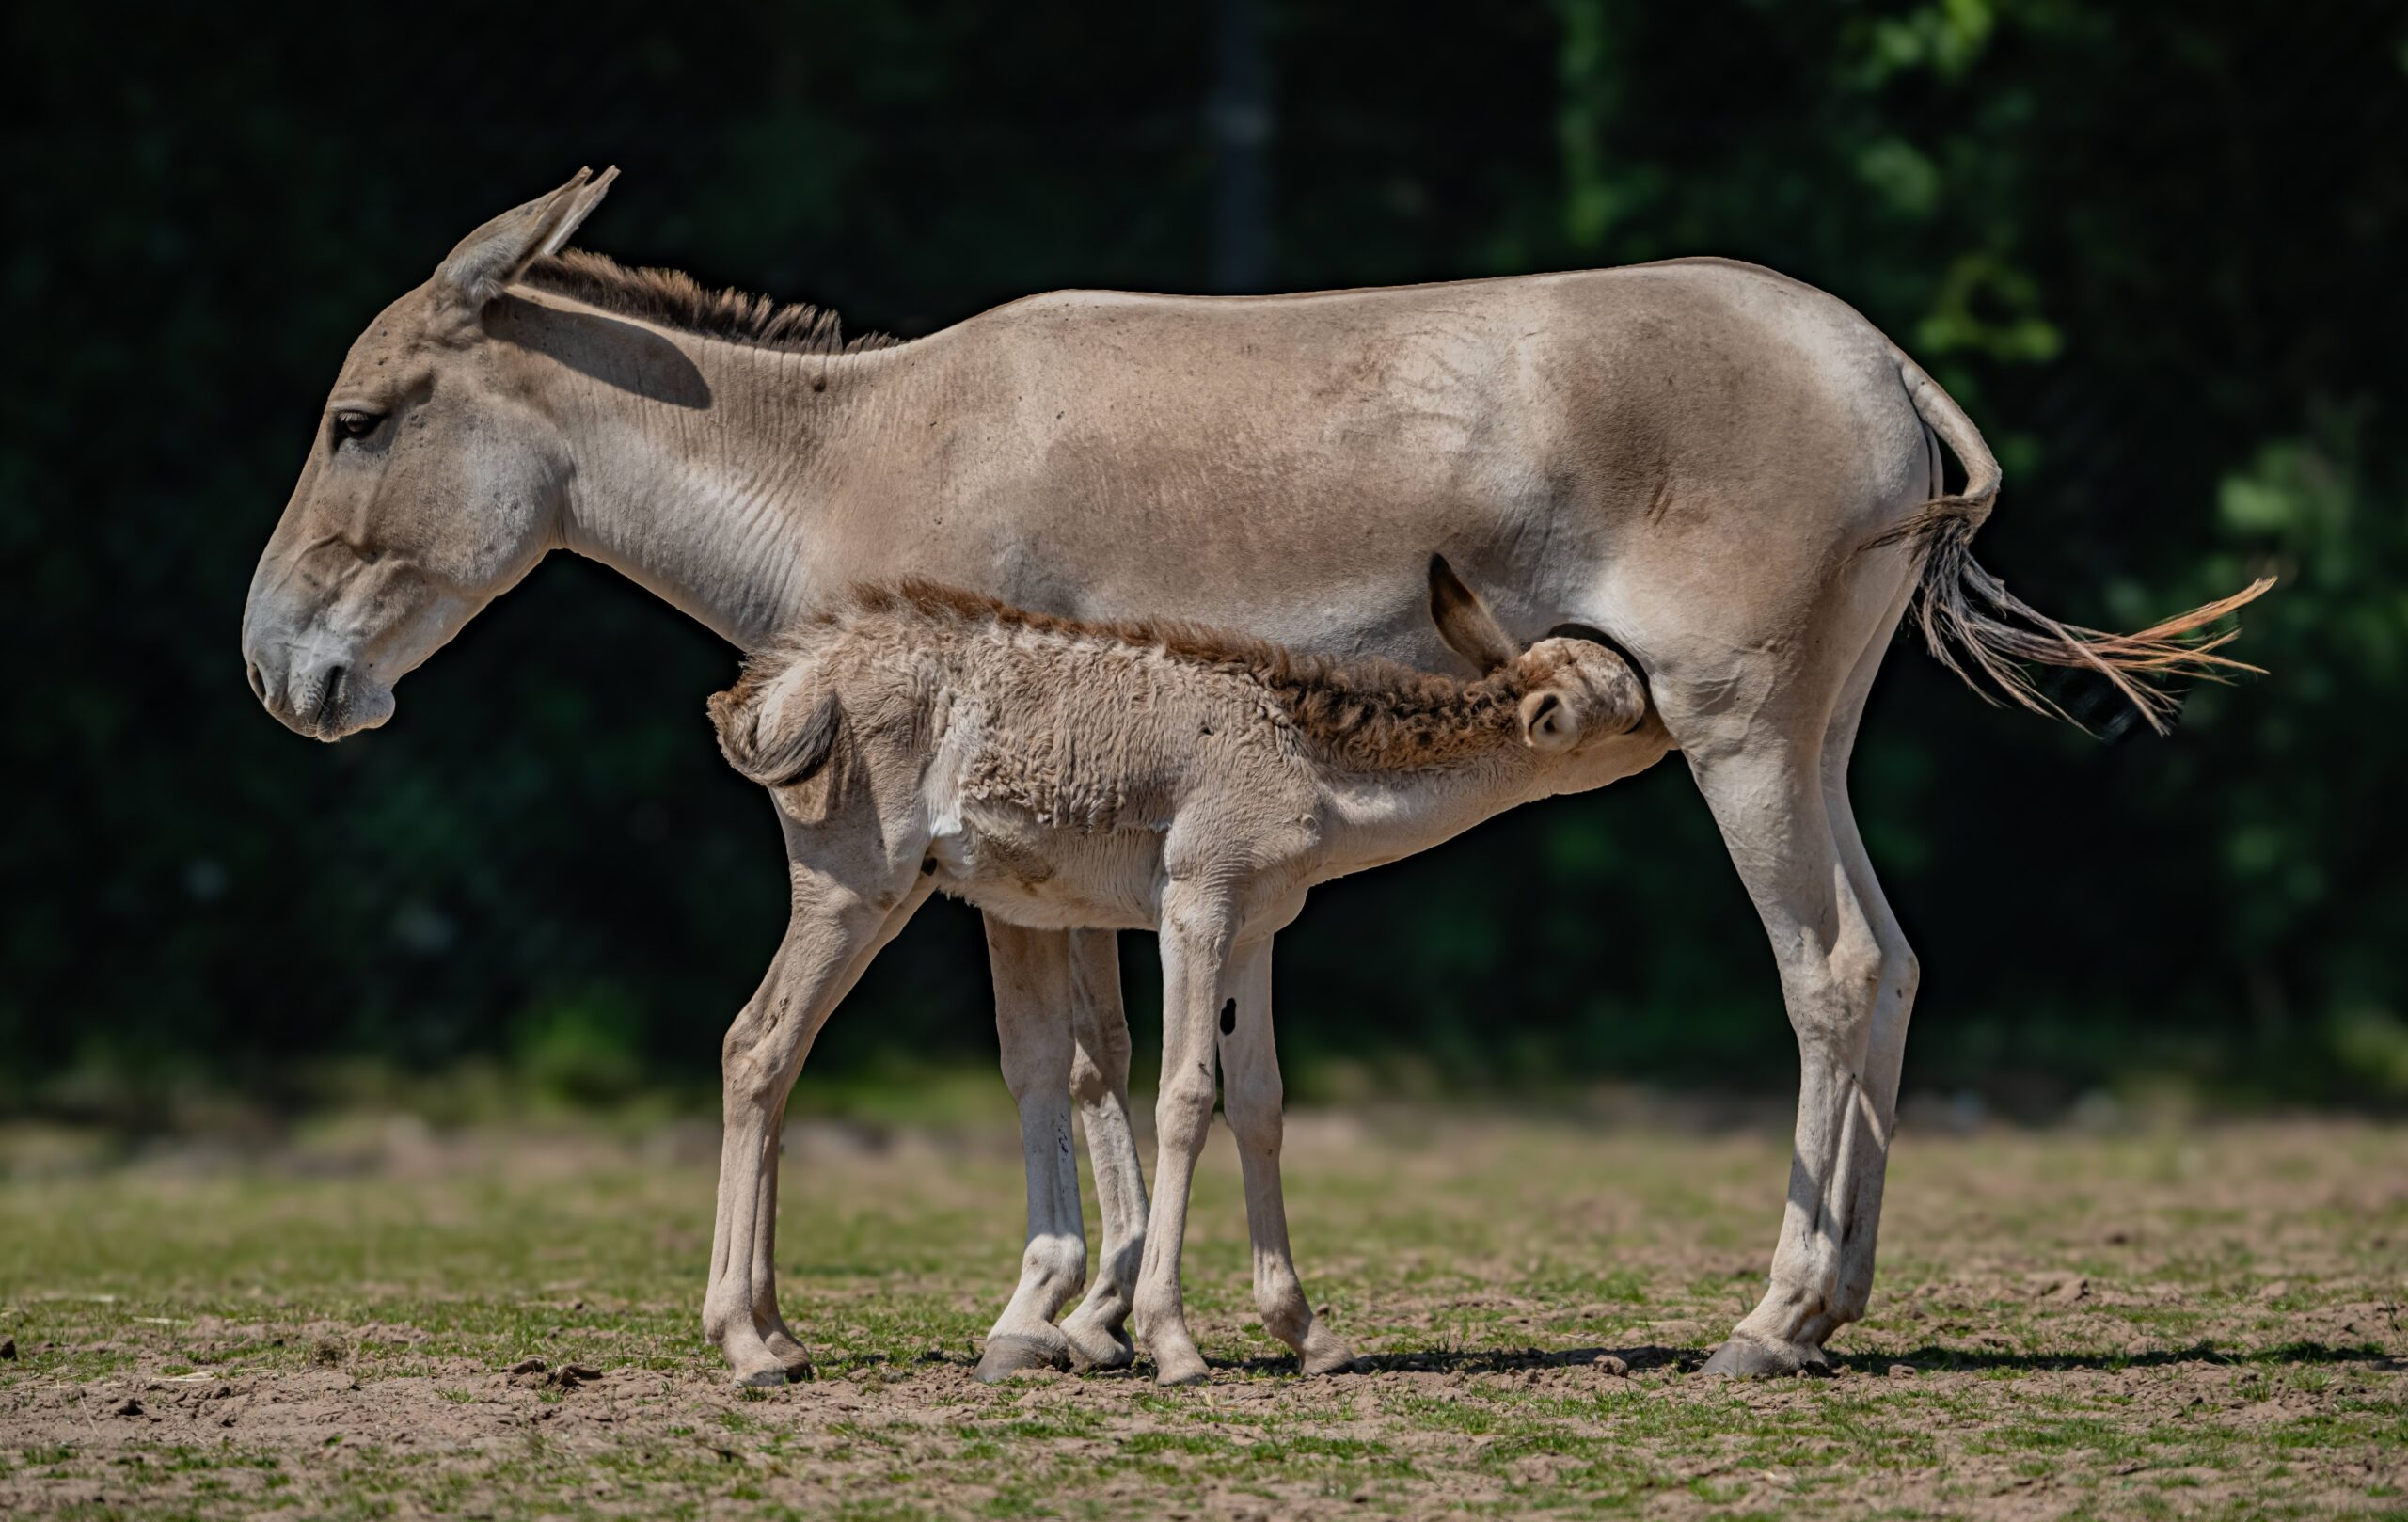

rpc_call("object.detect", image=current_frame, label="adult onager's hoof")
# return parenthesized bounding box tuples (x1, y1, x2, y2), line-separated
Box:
(1064, 1300, 1136, 1377)
(1297, 1327, 1359, 1377)
(730, 1365, 790, 1388)
(1699, 1335, 1831, 1379)
(973, 1333, 1070, 1384)
(763, 1332, 814, 1382)
(1152, 1357, 1211, 1387)
(1061, 1316, 1136, 1373)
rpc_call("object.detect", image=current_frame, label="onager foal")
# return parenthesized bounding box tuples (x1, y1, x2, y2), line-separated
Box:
(703, 559, 1671, 1386)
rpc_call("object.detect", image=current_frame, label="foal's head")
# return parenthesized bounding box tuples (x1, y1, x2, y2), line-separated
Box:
(1426, 555, 1650, 752)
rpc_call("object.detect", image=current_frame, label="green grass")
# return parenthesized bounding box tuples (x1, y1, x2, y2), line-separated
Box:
(1, 1113, 2403, 1518)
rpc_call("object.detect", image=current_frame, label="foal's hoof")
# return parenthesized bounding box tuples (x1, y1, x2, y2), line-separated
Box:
(1699, 1335, 1830, 1379)
(973, 1334, 1069, 1385)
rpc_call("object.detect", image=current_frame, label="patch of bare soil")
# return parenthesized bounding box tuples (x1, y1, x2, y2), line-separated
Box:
(2, 1115, 2403, 1518)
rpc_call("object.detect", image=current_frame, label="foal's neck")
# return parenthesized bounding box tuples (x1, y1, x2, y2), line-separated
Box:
(1307, 723, 1545, 873)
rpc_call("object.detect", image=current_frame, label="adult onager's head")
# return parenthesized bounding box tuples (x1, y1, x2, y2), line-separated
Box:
(240, 170, 619, 739)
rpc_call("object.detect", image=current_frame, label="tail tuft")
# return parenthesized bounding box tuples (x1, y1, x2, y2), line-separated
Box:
(1889, 503, 2273, 736)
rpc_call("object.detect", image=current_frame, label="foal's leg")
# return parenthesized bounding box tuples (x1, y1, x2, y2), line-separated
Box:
(974, 921, 1090, 1382)
(1131, 891, 1237, 1386)
(1059, 927, 1149, 1371)
(1216, 938, 1355, 1375)
(750, 1090, 809, 1376)
(747, 884, 931, 1377)
(705, 865, 927, 1386)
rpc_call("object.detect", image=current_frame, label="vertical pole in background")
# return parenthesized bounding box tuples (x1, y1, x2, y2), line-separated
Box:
(1208, 0, 1272, 293)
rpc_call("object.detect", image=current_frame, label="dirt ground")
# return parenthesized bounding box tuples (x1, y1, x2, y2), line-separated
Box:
(2, 1109, 2403, 1519)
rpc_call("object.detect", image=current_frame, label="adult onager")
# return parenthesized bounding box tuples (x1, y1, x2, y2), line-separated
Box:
(240, 169, 2268, 1382)
(704, 563, 1664, 1384)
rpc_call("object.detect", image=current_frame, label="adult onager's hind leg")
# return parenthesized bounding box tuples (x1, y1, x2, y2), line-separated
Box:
(705, 866, 930, 1386)
(974, 922, 1091, 1382)
(1217, 940, 1355, 1375)
(1806, 575, 1923, 1337)
(1058, 927, 1149, 1370)
(1675, 565, 1923, 1379)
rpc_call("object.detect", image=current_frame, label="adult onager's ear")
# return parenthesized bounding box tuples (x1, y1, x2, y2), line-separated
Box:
(1427, 554, 1519, 673)
(707, 684, 843, 787)
(432, 166, 619, 315)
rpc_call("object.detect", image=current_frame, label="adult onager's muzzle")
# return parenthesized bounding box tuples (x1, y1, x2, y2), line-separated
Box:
(244, 647, 391, 740)
(239, 547, 411, 742)
(240, 610, 400, 742)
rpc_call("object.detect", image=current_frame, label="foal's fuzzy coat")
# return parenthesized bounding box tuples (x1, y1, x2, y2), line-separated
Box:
(705, 560, 1670, 1385)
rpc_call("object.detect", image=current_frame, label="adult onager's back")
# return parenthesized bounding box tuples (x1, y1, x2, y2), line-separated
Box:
(701, 562, 1667, 1384)
(242, 171, 2271, 1382)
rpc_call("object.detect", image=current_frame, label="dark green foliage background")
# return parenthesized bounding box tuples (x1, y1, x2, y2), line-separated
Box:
(4, 2, 2402, 1114)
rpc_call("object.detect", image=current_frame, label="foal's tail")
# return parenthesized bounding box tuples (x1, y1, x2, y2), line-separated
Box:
(1875, 358, 2274, 735)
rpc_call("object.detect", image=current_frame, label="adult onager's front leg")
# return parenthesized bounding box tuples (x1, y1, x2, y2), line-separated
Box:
(705, 863, 929, 1386)
(1058, 927, 1149, 1370)
(974, 921, 1092, 1381)
(973, 925, 1149, 1380)
(1217, 939, 1355, 1375)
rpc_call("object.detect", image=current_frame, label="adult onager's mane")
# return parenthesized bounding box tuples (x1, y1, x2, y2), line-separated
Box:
(745, 579, 1541, 770)
(522, 249, 903, 357)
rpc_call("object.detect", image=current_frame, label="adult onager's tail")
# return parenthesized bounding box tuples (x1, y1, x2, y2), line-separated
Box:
(1878, 359, 2274, 734)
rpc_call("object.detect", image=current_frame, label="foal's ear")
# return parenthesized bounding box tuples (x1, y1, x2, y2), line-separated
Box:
(432, 166, 619, 315)
(707, 683, 844, 788)
(1427, 554, 1520, 673)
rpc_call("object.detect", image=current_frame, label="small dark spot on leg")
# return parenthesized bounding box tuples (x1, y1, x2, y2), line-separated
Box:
(1219, 999, 1236, 1036)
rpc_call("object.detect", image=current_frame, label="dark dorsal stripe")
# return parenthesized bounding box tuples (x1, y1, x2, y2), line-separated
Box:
(520, 249, 901, 357)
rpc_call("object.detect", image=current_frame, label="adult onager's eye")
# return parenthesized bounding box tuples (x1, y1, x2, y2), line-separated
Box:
(330, 410, 385, 443)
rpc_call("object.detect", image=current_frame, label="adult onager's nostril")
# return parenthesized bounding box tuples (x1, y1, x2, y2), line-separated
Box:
(313, 664, 348, 728)
(246, 661, 267, 704)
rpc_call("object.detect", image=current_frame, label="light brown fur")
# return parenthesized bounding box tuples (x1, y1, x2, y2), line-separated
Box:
(706, 566, 1662, 1383)
(730, 577, 1581, 777)
(239, 170, 2272, 1385)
